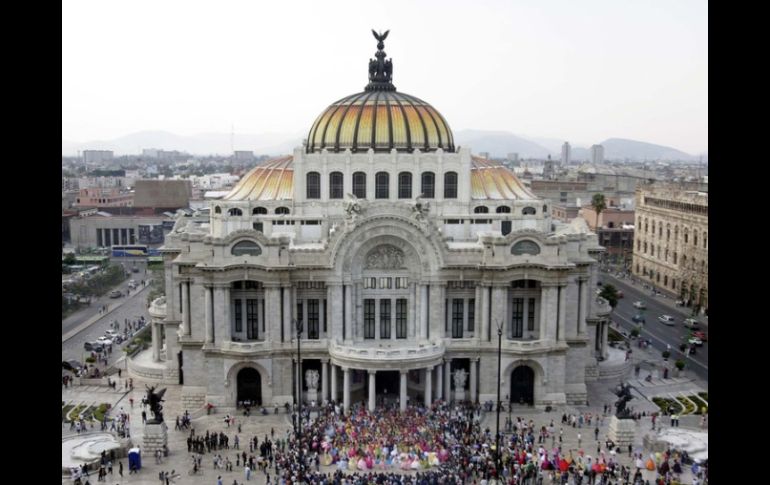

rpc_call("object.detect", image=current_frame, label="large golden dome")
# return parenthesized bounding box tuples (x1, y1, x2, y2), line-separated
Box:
(306, 30, 454, 154)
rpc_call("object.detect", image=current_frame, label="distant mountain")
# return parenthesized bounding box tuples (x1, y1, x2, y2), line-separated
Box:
(62, 130, 304, 156)
(454, 130, 552, 159)
(599, 138, 696, 161)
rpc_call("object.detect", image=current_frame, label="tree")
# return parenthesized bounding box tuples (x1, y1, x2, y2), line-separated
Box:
(63, 253, 76, 265)
(599, 284, 619, 308)
(591, 193, 607, 230)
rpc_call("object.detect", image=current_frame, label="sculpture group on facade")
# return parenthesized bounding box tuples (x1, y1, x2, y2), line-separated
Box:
(366, 245, 405, 269)
(305, 369, 320, 391)
(453, 368, 467, 390)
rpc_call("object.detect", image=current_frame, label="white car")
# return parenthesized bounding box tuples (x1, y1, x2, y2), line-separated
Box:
(683, 318, 700, 328)
(658, 315, 675, 325)
(96, 336, 113, 346)
(104, 330, 120, 339)
(128, 280, 138, 289)
(688, 337, 703, 347)
(633, 301, 646, 309)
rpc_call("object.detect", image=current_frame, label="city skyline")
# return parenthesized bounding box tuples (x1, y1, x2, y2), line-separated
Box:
(63, 0, 707, 154)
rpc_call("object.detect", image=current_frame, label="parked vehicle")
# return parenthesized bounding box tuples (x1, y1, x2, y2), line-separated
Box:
(688, 337, 703, 347)
(128, 280, 138, 289)
(692, 330, 708, 342)
(109, 290, 122, 298)
(96, 336, 113, 346)
(62, 359, 84, 373)
(84, 341, 104, 352)
(683, 318, 700, 329)
(633, 301, 646, 309)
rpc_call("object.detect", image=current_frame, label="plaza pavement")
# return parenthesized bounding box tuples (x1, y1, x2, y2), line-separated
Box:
(62, 344, 707, 484)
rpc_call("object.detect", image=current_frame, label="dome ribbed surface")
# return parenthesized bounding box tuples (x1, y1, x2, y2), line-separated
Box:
(306, 91, 454, 154)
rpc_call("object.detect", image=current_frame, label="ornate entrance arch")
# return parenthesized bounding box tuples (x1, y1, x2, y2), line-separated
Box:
(237, 368, 262, 406)
(510, 366, 535, 405)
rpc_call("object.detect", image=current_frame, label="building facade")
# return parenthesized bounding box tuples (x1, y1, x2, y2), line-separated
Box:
(632, 185, 708, 312)
(590, 145, 604, 164)
(142, 34, 610, 412)
(74, 187, 133, 208)
(561, 142, 571, 165)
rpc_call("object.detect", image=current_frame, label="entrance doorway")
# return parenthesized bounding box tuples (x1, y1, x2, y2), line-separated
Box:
(510, 366, 534, 405)
(376, 371, 399, 395)
(237, 367, 262, 406)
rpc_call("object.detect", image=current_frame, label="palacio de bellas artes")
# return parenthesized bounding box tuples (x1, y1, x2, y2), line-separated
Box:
(144, 30, 610, 414)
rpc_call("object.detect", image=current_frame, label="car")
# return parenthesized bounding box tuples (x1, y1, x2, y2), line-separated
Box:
(632, 314, 646, 324)
(84, 341, 104, 352)
(109, 290, 122, 298)
(633, 301, 646, 309)
(658, 315, 675, 325)
(96, 336, 113, 346)
(616, 291, 624, 298)
(683, 318, 700, 329)
(105, 329, 120, 338)
(132, 267, 140, 273)
(692, 330, 708, 342)
(62, 360, 84, 373)
(688, 337, 703, 347)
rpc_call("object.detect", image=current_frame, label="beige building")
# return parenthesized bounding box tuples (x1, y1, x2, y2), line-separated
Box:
(137, 33, 610, 413)
(632, 185, 708, 313)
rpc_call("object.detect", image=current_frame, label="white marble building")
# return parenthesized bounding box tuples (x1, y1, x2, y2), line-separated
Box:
(141, 33, 611, 412)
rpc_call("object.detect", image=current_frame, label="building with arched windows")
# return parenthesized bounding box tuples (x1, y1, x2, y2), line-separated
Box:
(142, 33, 609, 412)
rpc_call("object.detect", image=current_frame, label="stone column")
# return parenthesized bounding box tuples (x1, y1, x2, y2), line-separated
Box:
(557, 284, 567, 341)
(319, 298, 326, 338)
(330, 364, 338, 403)
(321, 360, 329, 404)
(419, 284, 429, 339)
(578, 278, 588, 336)
(283, 285, 292, 342)
(204, 285, 214, 343)
(344, 285, 353, 341)
(241, 299, 248, 337)
(152, 322, 161, 362)
(408, 283, 417, 338)
(429, 284, 446, 339)
(470, 358, 478, 403)
(329, 284, 343, 341)
(181, 281, 190, 336)
(400, 371, 408, 411)
(444, 360, 451, 401)
(424, 367, 433, 407)
(265, 286, 281, 344)
(436, 362, 443, 400)
(602, 321, 609, 359)
(480, 284, 490, 341)
(221, 286, 231, 342)
(540, 285, 554, 341)
(490, 286, 508, 338)
(343, 368, 351, 412)
(368, 370, 376, 411)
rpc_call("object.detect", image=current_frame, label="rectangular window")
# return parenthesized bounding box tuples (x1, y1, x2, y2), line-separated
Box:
(380, 299, 391, 339)
(307, 299, 319, 339)
(467, 298, 475, 332)
(376, 173, 389, 199)
(296, 302, 304, 335)
(512, 298, 524, 338)
(329, 172, 344, 199)
(396, 299, 407, 338)
(379, 277, 392, 289)
(421, 172, 435, 198)
(353, 172, 366, 199)
(234, 299, 242, 332)
(364, 299, 375, 339)
(527, 298, 535, 331)
(363, 277, 376, 289)
(253, 222, 263, 232)
(247, 299, 258, 339)
(452, 299, 464, 338)
(395, 277, 408, 289)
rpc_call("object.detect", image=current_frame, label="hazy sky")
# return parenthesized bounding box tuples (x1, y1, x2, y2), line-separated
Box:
(62, 0, 707, 154)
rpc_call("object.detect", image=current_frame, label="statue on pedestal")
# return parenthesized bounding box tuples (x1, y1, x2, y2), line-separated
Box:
(305, 370, 320, 391)
(614, 382, 634, 419)
(453, 369, 468, 390)
(145, 385, 167, 423)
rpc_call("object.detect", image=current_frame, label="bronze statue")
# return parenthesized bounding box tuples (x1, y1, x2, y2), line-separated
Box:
(614, 382, 634, 419)
(145, 385, 167, 424)
(371, 29, 389, 49)
(366, 29, 396, 91)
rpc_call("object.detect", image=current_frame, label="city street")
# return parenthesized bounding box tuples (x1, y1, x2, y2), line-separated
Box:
(601, 271, 708, 381)
(62, 259, 153, 367)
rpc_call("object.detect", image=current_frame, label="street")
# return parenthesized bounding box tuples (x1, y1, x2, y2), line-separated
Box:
(601, 270, 708, 381)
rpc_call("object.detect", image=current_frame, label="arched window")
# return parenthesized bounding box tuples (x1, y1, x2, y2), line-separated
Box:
(674, 225, 679, 241)
(444, 172, 458, 199)
(375, 172, 389, 199)
(684, 229, 689, 244)
(252, 207, 267, 215)
(703, 232, 707, 248)
(637, 240, 641, 251)
(496, 206, 511, 213)
(522, 207, 536, 215)
(231, 240, 262, 256)
(651, 221, 655, 234)
(644, 218, 648, 233)
(398, 172, 412, 199)
(511, 240, 541, 255)
(635, 263, 639, 273)
(352, 172, 366, 199)
(658, 225, 662, 238)
(329, 172, 343, 199)
(643, 242, 647, 253)
(275, 207, 290, 215)
(228, 208, 243, 216)
(666, 224, 670, 241)
(693, 230, 698, 247)
(474, 206, 489, 214)
(543, 205, 548, 214)
(306, 172, 320, 199)
(214, 206, 221, 214)
(664, 275, 668, 286)
(673, 252, 677, 264)
(420, 172, 435, 198)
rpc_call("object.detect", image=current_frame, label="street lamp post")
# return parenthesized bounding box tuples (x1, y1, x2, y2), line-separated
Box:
(294, 318, 303, 483)
(495, 319, 503, 482)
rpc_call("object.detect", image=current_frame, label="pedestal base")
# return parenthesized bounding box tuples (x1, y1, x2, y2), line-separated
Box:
(454, 390, 466, 402)
(305, 390, 318, 405)
(143, 422, 168, 455)
(607, 415, 636, 447)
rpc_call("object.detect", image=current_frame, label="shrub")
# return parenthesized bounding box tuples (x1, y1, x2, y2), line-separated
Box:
(630, 328, 640, 338)
(675, 359, 685, 371)
(662, 350, 670, 359)
(85, 356, 96, 363)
